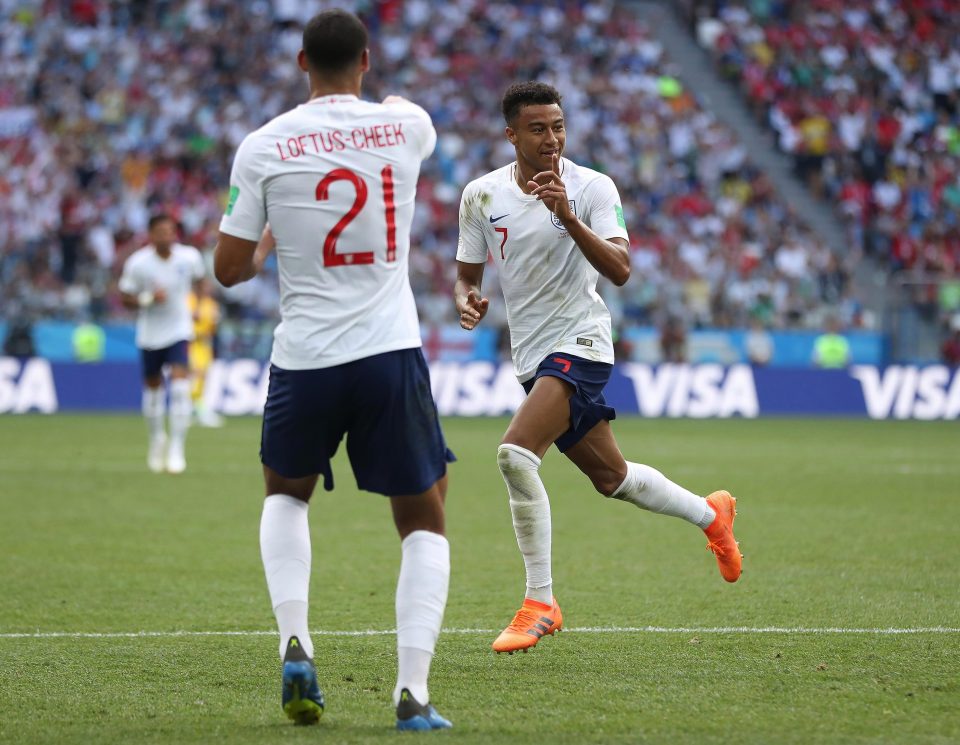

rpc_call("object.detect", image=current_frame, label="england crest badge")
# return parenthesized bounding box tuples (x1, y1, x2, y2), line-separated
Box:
(551, 200, 576, 230)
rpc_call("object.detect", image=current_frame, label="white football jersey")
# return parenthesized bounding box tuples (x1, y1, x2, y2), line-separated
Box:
(219, 94, 436, 370)
(118, 243, 206, 350)
(456, 158, 629, 381)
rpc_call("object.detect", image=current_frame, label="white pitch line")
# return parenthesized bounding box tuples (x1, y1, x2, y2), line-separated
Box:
(571, 626, 960, 634)
(1, 626, 958, 639)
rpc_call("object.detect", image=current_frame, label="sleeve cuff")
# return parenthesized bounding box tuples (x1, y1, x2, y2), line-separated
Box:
(218, 224, 263, 242)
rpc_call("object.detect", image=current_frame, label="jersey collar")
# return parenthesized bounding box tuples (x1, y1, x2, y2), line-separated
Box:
(149, 243, 176, 260)
(305, 94, 359, 105)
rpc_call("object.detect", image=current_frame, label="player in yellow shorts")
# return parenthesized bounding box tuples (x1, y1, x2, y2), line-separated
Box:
(187, 278, 224, 427)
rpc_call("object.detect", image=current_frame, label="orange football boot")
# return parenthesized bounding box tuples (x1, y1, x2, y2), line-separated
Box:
(492, 597, 563, 653)
(703, 490, 742, 582)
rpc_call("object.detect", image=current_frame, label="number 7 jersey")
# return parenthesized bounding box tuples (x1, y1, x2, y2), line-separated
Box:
(220, 94, 436, 370)
(456, 159, 629, 382)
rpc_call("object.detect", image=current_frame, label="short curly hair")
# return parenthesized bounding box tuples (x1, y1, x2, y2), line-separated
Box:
(303, 10, 368, 74)
(501, 82, 563, 125)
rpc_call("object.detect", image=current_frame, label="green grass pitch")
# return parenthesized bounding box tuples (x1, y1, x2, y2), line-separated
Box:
(1, 415, 958, 744)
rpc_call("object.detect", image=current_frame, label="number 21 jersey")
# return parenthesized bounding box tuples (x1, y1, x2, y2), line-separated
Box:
(220, 94, 436, 370)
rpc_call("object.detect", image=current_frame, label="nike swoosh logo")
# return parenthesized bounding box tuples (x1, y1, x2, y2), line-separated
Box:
(489, 214, 509, 223)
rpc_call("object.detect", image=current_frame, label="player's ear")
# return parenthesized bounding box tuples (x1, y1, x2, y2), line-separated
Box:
(360, 48, 370, 73)
(297, 49, 309, 73)
(505, 126, 517, 145)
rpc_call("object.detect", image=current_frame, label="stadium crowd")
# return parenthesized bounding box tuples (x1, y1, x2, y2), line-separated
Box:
(683, 0, 960, 345)
(1, 0, 867, 361)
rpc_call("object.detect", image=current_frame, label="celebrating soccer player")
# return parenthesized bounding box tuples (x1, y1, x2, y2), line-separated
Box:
(454, 82, 743, 655)
(214, 10, 454, 731)
(119, 213, 206, 474)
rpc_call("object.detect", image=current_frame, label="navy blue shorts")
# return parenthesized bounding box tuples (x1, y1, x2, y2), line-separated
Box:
(522, 353, 616, 452)
(141, 340, 189, 378)
(261, 348, 455, 496)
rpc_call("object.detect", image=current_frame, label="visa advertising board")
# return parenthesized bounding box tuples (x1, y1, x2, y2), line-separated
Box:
(2, 358, 959, 420)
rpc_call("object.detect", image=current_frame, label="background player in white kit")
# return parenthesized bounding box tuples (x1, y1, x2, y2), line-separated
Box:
(119, 214, 206, 474)
(214, 10, 453, 731)
(454, 82, 743, 655)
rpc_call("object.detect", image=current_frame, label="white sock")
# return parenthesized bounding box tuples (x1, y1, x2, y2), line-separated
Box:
(611, 462, 715, 529)
(497, 444, 553, 605)
(142, 387, 165, 438)
(396, 647, 433, 706)
(260, 494, 314, 659)
(168, 378, 192, 448)
(275, 600, 310, 656)
(394, 530, 449, 706)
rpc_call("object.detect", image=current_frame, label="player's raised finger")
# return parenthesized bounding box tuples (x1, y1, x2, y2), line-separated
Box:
(530, 169, 556, 185)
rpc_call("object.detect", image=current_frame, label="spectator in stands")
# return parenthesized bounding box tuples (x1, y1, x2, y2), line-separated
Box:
(745, 316, 774, 366)
(72, 318, 105, 362)
(795, 101, 832, 198)
(942, 316, 960, 368)
(813, 317, 852, 369)
(2, 316, 36, 358)
(660, 315, 688, 363)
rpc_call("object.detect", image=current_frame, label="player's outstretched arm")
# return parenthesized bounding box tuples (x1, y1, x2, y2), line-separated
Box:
(214, 226, 275, 287)
(454, 260, 489, 331)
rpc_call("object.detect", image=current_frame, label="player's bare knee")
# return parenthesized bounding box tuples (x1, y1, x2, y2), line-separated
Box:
(269, 488, 312, 504)
(392, 504, 445, 539)
(391, 483, 446, 538)
(396, 520, 444, 540)
(263, 466, 316, 502)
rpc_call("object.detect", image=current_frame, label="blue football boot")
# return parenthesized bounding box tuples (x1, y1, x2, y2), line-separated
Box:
(281, 636, 324, 725)
(395, 687, 452, 731)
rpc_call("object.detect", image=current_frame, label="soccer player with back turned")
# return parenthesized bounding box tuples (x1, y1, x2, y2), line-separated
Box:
(455, 82, 743, 654)
(215, 10, 453, 730)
